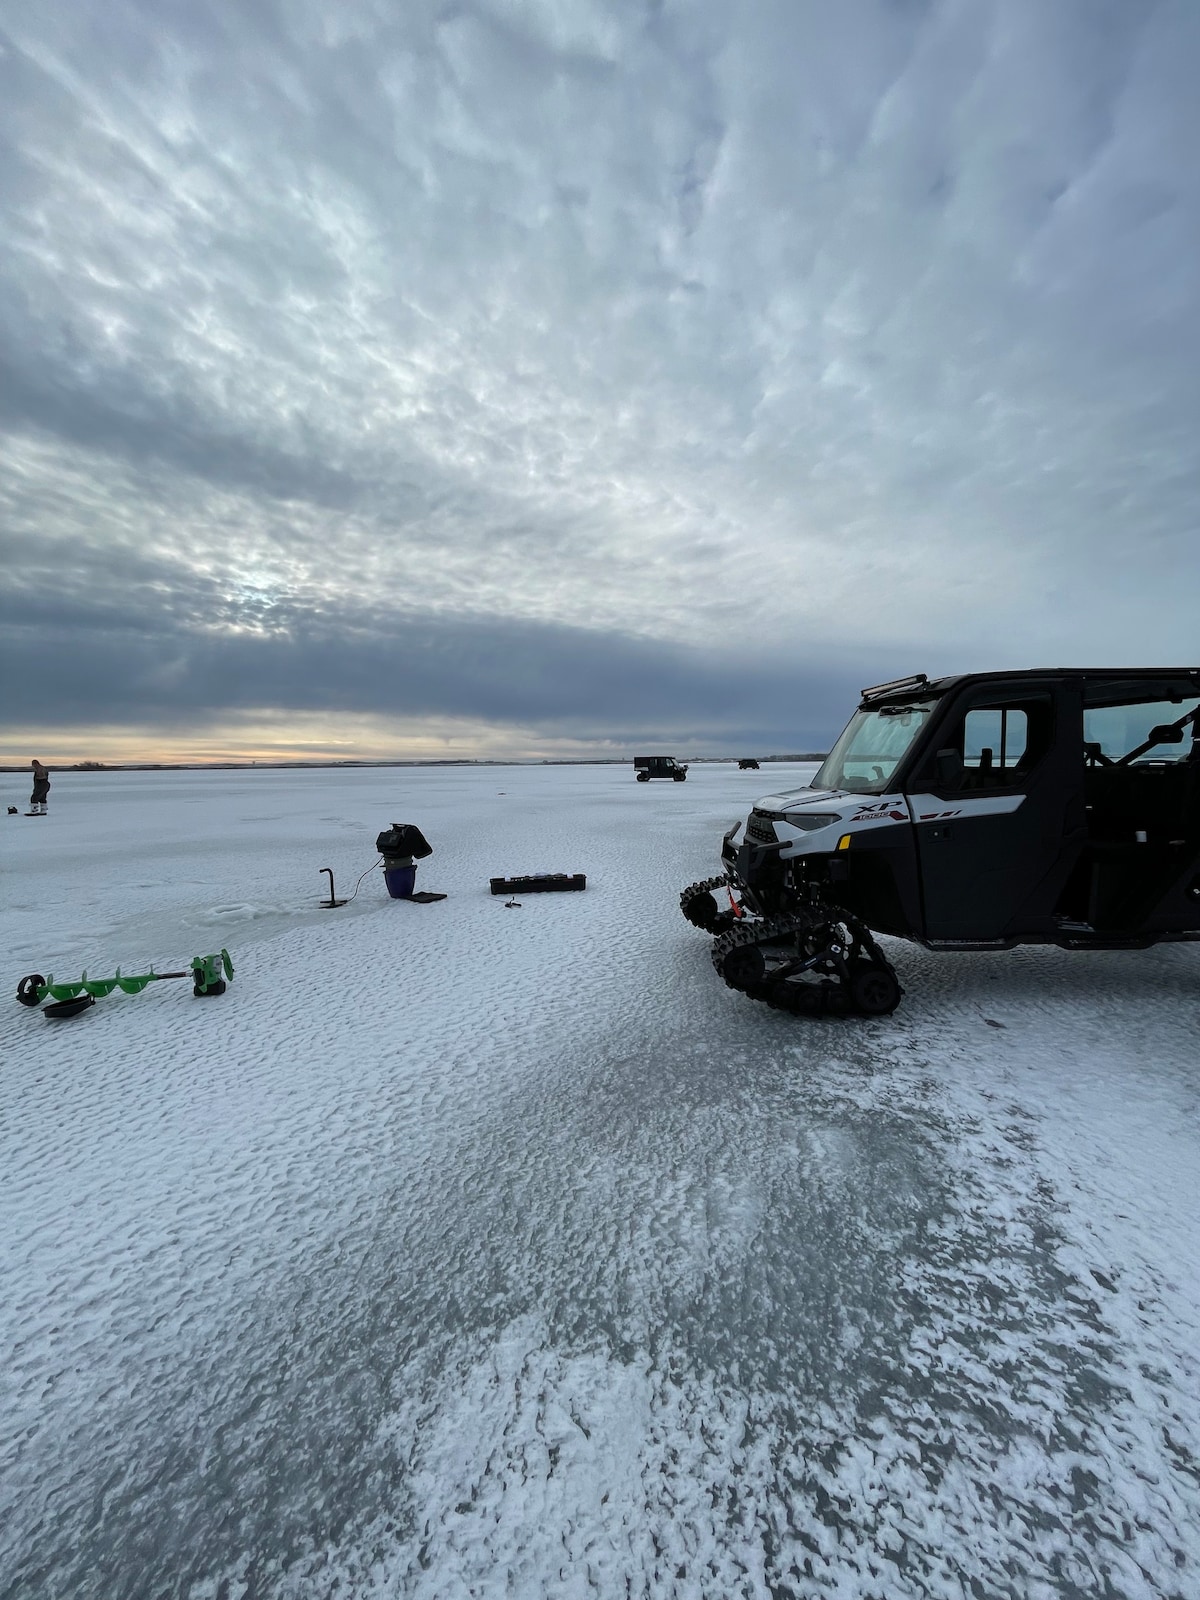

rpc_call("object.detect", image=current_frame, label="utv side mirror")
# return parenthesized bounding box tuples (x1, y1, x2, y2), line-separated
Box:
(1148, 724, 1184, 746)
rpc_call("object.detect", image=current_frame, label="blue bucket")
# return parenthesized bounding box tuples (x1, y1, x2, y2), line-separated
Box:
(384, 864, 417, 899)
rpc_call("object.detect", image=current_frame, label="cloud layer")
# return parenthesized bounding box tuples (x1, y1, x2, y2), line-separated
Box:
(2, 0, 1197, 758)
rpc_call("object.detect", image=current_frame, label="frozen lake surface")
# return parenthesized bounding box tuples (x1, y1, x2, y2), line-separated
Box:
(2, 763, 1199, 1599)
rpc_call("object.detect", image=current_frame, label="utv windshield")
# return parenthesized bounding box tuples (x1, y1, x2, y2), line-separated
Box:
(813, 698, 940, 794)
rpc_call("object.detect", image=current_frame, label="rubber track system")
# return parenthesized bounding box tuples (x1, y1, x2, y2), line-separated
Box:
(711, 909, 903, 1018)
(679, 874, 737, 935)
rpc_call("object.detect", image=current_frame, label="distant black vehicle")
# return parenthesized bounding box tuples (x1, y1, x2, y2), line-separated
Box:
(634, 756, 688, 782)
(681, 669, 1200, 1016)
(738, 759, 760, 770)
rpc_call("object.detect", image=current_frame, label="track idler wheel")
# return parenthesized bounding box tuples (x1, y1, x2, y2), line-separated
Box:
(712, 912, 802, 993)
(849, 962, 903, 1016)
(721, 942, 766, 988)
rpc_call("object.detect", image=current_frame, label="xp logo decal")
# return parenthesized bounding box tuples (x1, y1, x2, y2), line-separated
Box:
(852, 800, 909, 823)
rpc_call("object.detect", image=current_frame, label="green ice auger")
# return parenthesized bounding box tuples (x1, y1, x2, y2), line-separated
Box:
(191, 949, 235, 996)
(15, 949, 234, 1008)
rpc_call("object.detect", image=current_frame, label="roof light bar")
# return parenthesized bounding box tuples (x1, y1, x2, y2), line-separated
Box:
(860, 673, 929, 703)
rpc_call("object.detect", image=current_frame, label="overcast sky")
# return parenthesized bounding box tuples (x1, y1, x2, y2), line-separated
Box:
(2, 0, 1198, 762)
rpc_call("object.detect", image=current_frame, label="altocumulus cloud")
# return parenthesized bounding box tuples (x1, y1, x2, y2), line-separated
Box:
(1, 0, 1198, 756)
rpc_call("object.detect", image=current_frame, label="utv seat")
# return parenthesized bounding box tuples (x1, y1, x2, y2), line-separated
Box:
(1065, 753, 1200, 931)
(1084, 762, 1197, 845)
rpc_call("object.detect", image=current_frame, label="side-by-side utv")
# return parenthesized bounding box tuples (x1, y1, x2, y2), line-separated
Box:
(680, 669, 1200, 1016)
(635, 756, 688, 782)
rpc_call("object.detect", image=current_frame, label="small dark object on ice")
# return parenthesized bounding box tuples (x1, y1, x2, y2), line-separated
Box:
(7, 807, 17, 815)
(504, 898, 522, 909)
(489, 874, 586, 895)
(739, 758, 760, 770)
(44, 995, 96, 1020)
(984, 1017, 1006, 1029)
(407, 891, 447, 903)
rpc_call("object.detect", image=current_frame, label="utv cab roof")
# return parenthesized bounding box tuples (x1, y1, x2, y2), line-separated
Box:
(859, 668, 1200, 708)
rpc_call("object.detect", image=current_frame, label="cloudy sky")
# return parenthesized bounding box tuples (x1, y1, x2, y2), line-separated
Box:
(1, 0, 1197, 762)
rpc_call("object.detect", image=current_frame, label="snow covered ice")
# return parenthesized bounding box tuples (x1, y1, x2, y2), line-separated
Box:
(2, 763, 1199, 1599)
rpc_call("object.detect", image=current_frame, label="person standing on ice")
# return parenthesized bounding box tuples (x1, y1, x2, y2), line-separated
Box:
(29, 759, 50, 816)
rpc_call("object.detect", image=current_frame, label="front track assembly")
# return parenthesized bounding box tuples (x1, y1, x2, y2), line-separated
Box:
(679, 874, 741, 936)
(681, 880, 903, 1016)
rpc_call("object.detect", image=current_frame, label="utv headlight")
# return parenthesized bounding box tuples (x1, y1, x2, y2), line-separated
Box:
(782, 812, 839, 831)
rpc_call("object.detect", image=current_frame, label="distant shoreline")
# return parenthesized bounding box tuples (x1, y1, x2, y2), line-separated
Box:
(0, 755, 828, 773)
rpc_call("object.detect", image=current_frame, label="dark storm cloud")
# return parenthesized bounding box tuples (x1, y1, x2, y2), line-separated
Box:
(2, 0, 1198, 753)
(0, 572, 891, 751)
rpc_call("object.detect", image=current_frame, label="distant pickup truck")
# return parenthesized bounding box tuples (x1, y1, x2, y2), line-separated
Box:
(634, 756, 688, 782)
(738, 758, 760, 770)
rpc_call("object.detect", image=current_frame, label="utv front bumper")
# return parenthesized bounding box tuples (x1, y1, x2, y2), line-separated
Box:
(722, 821, 847, 910)
(722, 822, 790, 890)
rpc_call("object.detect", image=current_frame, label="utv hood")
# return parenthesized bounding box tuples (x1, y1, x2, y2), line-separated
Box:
(753, 787, 848, 812)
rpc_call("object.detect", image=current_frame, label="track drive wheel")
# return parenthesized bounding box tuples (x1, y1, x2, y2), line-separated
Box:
(849, 962, 902, 1016)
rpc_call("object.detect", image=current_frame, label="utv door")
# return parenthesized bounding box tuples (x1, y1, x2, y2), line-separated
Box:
(909, 683, 1085, 941)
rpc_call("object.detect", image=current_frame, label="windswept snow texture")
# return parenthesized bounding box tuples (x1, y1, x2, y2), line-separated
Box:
(3, 763, 1199, 1600)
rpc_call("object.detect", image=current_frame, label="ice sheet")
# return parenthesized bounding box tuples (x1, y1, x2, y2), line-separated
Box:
(2, 764, 1198, 1598)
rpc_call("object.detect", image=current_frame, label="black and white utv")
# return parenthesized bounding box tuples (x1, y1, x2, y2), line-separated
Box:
(635, 756, 688, 782)
(681, 670, 1200, 1017)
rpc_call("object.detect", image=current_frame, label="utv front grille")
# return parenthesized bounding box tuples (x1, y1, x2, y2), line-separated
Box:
(747, 811, 778, 844)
